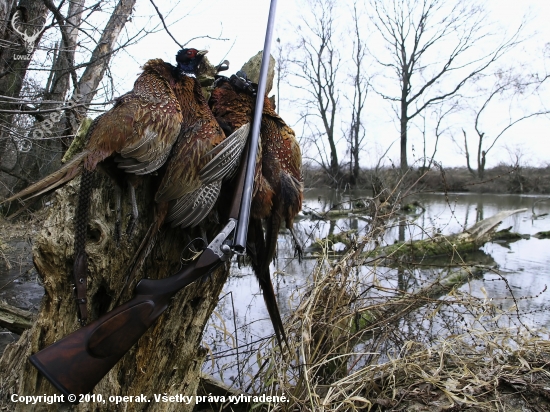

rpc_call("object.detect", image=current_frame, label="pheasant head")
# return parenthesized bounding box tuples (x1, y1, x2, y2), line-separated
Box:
(176, 48, 208, 76)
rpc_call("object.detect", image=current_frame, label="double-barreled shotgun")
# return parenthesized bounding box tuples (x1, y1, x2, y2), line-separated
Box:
(29, 0, 279, 401)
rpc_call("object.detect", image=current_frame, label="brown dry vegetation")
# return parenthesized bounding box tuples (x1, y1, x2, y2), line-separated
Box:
(304, 164, 550, 195)
(199, 241, 550, 412)
(194, 198, 550, 411)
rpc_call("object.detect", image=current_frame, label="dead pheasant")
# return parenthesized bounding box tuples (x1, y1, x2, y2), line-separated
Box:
(209, 72, 303, 347)
(1, 52, 209, 235)
(2, 49, 247, 324)
(122, 59, 251, 291)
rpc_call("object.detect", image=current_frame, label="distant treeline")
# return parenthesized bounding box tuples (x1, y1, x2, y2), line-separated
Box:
(303, 164, 550, 195)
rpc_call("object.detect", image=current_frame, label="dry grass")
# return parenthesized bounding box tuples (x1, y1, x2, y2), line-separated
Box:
(202, 210, 550, 411)
(249, 245, 550, 411)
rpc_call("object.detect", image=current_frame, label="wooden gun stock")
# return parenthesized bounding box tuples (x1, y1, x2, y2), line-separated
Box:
(29, 249, 222, 400)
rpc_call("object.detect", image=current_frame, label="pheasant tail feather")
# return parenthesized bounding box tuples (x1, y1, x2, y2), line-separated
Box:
(1, 151, 87, 205)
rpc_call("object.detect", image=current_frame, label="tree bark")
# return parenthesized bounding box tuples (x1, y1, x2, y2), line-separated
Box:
(72, 0, 136, 117)
(0, 0, 16, 38)
(0, 0, 47, 100)
(0, 172, 230, 411)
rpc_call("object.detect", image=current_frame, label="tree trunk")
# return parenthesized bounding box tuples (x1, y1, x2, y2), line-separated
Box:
(0, 0, 16, 38)
(399, 57, 409, 173)
(328, 135, 339, 178)
(0, 173, 229, 411)
(400, 95, 408, 173)
(73, 0, 136, 115)
(40, 0, 85, 140)
(12, 0, 86, 186)
(0, 0, 47, 100)
(477, 150, 486, 180)
(352, 141, 359, 184)
(0, 0, 48, 197)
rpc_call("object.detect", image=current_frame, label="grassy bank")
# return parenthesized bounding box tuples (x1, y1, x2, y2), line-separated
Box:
(304, 164, 550, 195)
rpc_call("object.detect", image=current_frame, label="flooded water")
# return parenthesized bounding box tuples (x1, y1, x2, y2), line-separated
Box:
(0, 237, 42, 354)
(202, 190, 550, 381)
(412, 193, 550, 330)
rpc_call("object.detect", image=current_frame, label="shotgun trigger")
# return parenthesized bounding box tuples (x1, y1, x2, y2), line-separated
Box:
(206, 219, 236, 261)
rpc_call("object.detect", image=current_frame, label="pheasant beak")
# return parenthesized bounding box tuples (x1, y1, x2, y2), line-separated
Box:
(197, 50, 208, 57)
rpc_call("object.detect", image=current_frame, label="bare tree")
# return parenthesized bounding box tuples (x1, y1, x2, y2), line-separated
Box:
(459, 69, 550, 179)
(346, 2, 369, 185)
(0, 0, 138, 200)
(0, 0, 49, 175)
(369, 0, 523, 173)
(274, 37, 290, 112)
(416, 101, 457, 171)
(290, 0, 341, 183)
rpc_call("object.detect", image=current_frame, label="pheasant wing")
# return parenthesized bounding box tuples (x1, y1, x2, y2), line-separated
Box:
(166, 181, 222, 228)
(114, 60, 183, 174)
(199, 122, 250, 183)
(155, 113, 226, 203)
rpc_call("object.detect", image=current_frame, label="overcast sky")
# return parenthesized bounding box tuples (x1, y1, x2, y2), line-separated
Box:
(107, 0, 549, 169)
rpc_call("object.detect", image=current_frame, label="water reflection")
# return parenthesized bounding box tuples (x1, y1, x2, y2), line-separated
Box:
(0, 238, 42, 354)
(2, 191, 550, 378)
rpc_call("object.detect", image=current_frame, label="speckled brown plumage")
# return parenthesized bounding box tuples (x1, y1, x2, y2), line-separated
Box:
(124, 56, 250, 286)
(95, 59, 183, 171)
(156, 76, 248, 228)
(209, 76, 302, 241)
(209, 75, 303, 346)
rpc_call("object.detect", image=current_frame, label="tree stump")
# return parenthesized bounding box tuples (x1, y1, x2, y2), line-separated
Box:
(0, 172, 229, 411)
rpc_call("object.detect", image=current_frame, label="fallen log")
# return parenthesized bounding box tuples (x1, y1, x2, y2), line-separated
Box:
(534, 231, 550, 239)
(0, 301, 34, 335)
(307, 209, 528, 262)
(355, 265, 489, 338)
(377, 208, 527, 261)
(302, 207, 372, 220)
